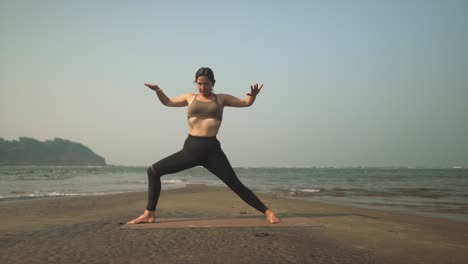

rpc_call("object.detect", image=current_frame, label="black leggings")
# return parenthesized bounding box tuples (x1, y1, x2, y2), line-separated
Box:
(146, 134, 268, 214)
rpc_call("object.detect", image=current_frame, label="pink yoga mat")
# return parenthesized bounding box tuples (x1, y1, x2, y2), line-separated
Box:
(121, 217, 320, 229)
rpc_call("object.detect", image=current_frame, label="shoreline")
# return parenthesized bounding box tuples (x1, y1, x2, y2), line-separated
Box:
(2, 182, 467, 224)
(1, 184, 468, 263)
(2, 166, 466, 227)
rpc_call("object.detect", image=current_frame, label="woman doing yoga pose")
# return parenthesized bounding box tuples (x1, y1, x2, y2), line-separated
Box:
(128, 67, 280, 224)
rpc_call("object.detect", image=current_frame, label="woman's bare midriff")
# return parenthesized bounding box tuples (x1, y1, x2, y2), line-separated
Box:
(188, 117, 222, 136)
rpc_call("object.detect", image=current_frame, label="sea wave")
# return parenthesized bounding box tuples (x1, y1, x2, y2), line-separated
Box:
(288, 188, 322, 196)
(0, 191, 108, 201)
(161, 179, 185, 184)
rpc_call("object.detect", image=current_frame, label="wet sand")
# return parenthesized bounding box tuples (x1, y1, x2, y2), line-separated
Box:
(1, 184, 467, 264)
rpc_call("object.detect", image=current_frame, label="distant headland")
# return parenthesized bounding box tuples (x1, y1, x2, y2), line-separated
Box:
(0, 137, 106, 166)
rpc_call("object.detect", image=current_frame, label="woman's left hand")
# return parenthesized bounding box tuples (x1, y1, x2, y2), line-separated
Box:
(247, 83, 263, 96)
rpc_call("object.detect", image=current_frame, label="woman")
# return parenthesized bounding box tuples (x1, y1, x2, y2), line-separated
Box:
(128, 67, 280, 224)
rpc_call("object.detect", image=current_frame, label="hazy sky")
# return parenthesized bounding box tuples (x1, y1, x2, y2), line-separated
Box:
(1, 0, 467, 167)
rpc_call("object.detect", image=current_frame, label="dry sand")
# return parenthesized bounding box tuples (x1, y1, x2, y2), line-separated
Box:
(1, 184, 467, 264)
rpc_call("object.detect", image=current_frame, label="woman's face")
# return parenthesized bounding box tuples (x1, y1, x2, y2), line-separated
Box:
(196, 76, 214, 96)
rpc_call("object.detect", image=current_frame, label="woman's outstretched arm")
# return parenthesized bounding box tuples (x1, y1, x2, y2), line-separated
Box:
(221, 83, 264, 107)
(144, 83, 191, 107)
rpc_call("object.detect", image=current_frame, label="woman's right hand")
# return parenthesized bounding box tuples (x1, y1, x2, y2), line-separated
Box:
(144, 83, 162, 93)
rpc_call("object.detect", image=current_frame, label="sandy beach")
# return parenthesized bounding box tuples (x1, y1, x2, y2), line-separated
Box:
(1, 184, 467, 264)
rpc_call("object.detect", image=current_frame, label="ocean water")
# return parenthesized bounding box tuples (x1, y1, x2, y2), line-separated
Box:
(1, 166, 467, 222)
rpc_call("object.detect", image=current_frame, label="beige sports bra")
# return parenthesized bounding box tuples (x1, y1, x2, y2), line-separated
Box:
(187, 94, 223, 121)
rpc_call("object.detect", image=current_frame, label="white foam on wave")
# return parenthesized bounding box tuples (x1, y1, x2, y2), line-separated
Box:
(162, 179, 184, 184)
(0, 192, 81, 200)
(289, 188, 321, 194)
(0, 191, 122, 200)
(26, 192, 85, 197)
(301, 189, 321, 193)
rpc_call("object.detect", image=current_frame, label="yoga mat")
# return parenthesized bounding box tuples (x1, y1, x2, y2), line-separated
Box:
(121, 217, 321, 229)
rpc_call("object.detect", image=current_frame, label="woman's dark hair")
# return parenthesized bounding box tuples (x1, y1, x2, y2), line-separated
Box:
(195, 67, 216, 85)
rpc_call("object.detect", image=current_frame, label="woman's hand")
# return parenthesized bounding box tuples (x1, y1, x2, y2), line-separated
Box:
(247, 83, 263, 96)
(144, 83, 162, 93)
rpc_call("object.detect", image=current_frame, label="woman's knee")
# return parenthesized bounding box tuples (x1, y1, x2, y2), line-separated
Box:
(147, 165, 158, 177)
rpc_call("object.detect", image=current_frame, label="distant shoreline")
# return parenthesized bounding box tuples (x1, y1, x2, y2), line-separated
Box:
(0, 137, 106, 166)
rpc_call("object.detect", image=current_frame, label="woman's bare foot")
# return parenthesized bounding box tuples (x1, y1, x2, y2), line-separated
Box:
(127, 210, 156, 224)
(265, 209, 280, 224)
